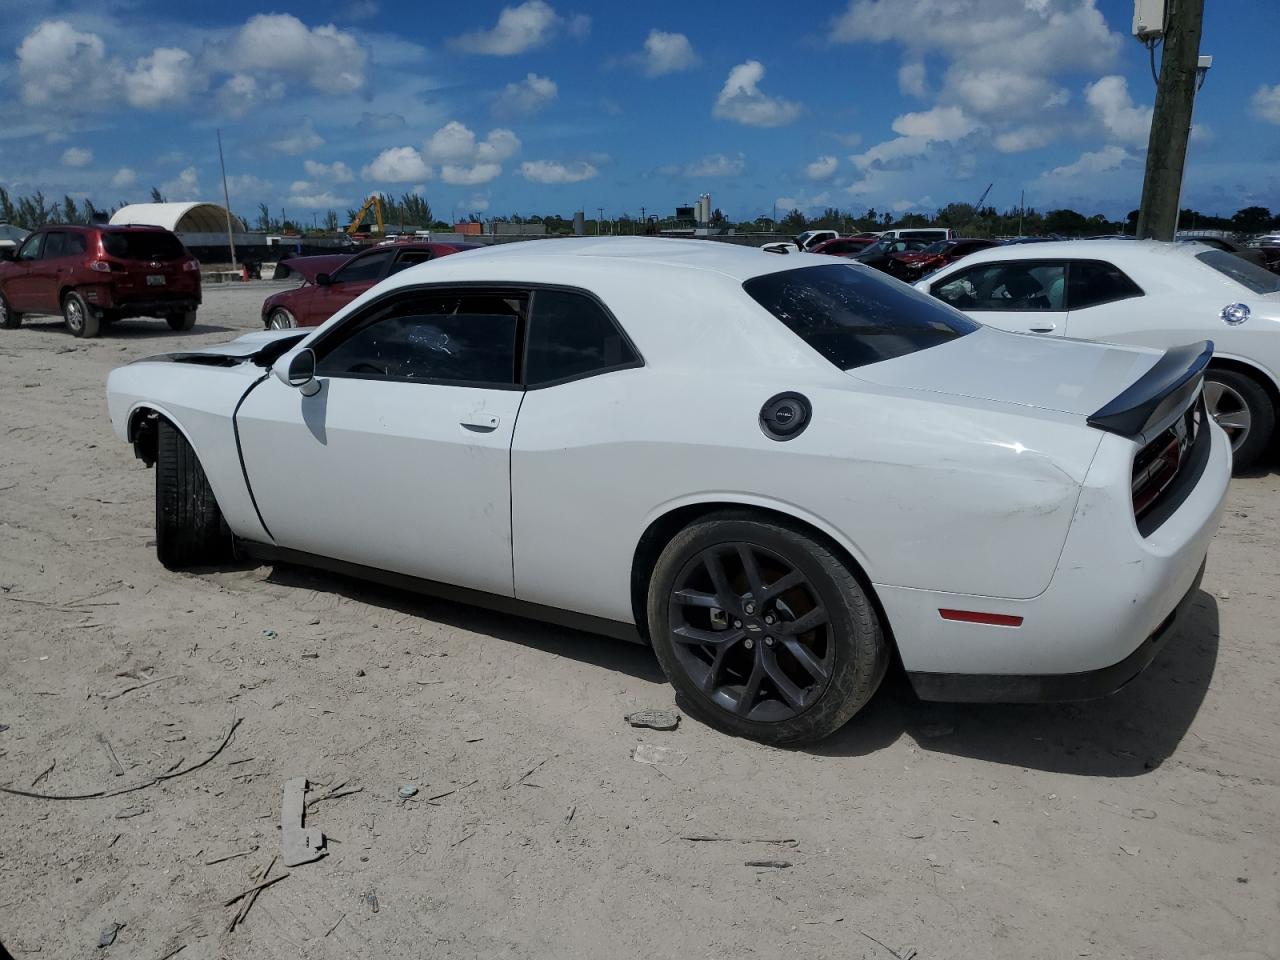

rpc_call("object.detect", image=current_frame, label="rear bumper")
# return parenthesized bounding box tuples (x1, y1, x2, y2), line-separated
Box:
(84, 283, 202, 313)
(875, 420, 1230, 699)
(907, 560, 1203, 702)
(97, 297, 201, 317)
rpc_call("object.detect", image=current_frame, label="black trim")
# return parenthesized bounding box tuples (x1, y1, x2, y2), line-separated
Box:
(1087, 341, 1212, 441)
(134, 352, 243, 367)
(907, 559, 1205, 703)
(232, 374, 275, 543)
(1063, 259, 1146, 311)
(236, 541, 644, 644)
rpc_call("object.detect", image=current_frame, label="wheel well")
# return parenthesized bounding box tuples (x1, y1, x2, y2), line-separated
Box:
(1207, 357, 1280, 411)
(128, 407, 164, 466)
(59, 285, 76, 306)
(629, 502, 895, 653)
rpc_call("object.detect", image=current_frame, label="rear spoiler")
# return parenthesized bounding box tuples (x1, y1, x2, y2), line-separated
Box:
(1087, 341, 1212, 442)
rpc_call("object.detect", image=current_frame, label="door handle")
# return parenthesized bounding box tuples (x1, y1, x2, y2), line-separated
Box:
(1029, 322, 1056, 333)
(460, 414, 500, 432)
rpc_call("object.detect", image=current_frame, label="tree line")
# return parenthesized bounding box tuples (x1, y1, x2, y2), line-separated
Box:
(2, 182, 1276, 239)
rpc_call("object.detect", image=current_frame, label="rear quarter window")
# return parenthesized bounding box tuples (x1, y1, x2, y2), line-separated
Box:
(1195, 250, 1280, 295)
(743, 263, 979, 371)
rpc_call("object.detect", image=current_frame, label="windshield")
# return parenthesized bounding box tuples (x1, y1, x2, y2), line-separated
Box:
(744, 263, 979, 371)
(922, 241, 951, 254)
(102, 231, 186, 261)
(1196, 250, 1280, 295)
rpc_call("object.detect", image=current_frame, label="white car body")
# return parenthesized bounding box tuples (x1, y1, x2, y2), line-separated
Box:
(916, 239, 1280, 465)
(794, 230, 838, 251)
(107, 238, 1228, 725)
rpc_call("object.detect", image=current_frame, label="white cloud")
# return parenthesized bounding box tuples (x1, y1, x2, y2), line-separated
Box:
(805, 155, 838, 180)
(226, 174, 272, 195)
(671, 153, 746, 177)
(17, 21, 115, 108)
(898, 60, 926, 98)
(492, 73, 558, 117)
(217, 73, 284, 118)
(421, 121, 520, 184)
(110, 167, 137, 189)
(124, 47, 202, 109)
(638, 30, 699, 76)
(1085, 75, 1151, 146)
(161, 166, 201, 201)
(713, 60, 801, 128)
(62, 147, 92, 168)
(363, 146, 432, 182)
(231, 14, 367, 95)
(288, 191, 344, 209)
(519, 160, 598, 183)
(274, 119, 325, 156)
(775, 191, 831, 214)
(451, 1, 563, 55)
(1251, 84, 1280, 125)
(993, 125, 1057, 153)
(891, 105, 977, 140)
(1043, 145, 1131, 179)
(566, 13, 592, 38)
(304, 160, 355, 183)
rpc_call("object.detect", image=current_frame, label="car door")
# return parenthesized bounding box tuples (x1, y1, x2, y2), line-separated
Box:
(1061, 259, 1145, 341)
(929, 260, 1068, 335)
(29, 231, 86, 311)
(235, 286, 528, 596)
(5, 232, 45, 311)
(298, 247, 396, 327)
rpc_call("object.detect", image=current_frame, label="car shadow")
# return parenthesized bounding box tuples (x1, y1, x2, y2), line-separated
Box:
(808, 591, 1220, 776)
(14, 318, 236, 337)
(258, 560, 667, 684)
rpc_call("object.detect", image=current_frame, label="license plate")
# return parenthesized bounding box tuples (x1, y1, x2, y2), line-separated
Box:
(147, 275, 166, 286)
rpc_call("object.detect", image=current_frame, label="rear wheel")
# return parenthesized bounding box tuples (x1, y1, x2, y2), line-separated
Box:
(155, 419, 232, 569)
(62, 291, 99, 338)
(267, 307, 296, 330)
(0, 291, 20, 329)
(647, 512, 887, 744)
(1204, 369, 1275, 473)
(167, 310, 197, 331)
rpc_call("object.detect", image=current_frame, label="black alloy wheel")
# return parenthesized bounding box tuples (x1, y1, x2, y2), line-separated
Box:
(648, 513, 887, 744)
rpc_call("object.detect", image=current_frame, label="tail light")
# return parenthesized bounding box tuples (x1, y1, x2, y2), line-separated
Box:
(183, 259, 200, 272)
(89, 260, 112, 273)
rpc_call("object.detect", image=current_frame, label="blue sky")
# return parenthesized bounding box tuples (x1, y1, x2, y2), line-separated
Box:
(0, 0, 1277, 224)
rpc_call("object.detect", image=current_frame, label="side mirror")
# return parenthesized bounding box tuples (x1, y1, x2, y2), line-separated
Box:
(274, 347, 321, 396)
(315, 272, 332, 286)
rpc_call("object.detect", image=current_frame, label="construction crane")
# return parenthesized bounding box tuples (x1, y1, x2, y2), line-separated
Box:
(973, 183, 993, 211)
(346, 195, 386, 237)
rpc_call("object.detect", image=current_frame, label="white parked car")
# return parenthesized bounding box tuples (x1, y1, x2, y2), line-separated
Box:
(794, 230, 838, 251)
(917, 239, 1280, 470)
(107, 239, 1228, 743)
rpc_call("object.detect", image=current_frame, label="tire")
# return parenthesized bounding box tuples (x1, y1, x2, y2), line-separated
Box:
(1204, 369, 1275, 473)
(0, 290, 20, 329)
(647, 512, 887, 744)
(155, 419, 232, 569)
(62, 290, 99, 338)
(167, 310, 197, 331)
(267, 307, 296, 330)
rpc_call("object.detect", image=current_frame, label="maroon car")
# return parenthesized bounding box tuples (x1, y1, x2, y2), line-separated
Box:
(0, 224, 201, 338)
(886, 238, 1001, 281)
(261, 241, 480, 328)
(810, 236, 877, 258)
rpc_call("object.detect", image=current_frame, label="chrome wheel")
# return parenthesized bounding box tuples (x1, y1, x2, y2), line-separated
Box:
(1204, 379, 1252, 452)
(268, 308, 296, 330)
(64, 297, 84, 334)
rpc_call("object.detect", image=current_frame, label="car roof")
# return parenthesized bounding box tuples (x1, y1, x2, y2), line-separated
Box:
(404, 236, 821, 283)
(933, 238, 1199, 269)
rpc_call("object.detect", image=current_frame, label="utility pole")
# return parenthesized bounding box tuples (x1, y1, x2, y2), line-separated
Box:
(597, 207, 604, 235)
(1135, 0, 1205, 241)
(216, 129, 237, 271)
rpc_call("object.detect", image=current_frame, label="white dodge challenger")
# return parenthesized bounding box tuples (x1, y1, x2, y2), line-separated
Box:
(107, 238, 1230, 743)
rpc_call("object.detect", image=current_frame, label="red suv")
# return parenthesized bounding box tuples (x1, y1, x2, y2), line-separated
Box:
(0, 224, 201, 338)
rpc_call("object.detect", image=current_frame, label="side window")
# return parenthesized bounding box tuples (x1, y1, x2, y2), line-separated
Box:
(65, 233, 87, 256)
(17, 233, 45, 261)
(42, 232, 67, 259)
(932, 262, 1066, 311)
(331, 249, 395, 284)
(1067, 260, 1143, 310)
(526, 289, 639, 386)
(316, 290, 524, 387)
(387, 249, 432, 275)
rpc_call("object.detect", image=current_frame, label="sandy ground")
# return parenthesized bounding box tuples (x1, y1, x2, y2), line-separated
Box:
(0, 281, 1278, 960)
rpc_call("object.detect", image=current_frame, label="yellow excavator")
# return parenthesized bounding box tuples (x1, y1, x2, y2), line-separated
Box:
(345, 195, 386, 236)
